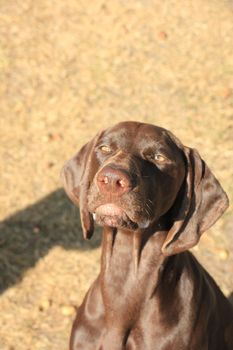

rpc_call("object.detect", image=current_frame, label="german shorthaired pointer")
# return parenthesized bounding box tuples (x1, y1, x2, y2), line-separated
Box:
(61, 121, 233, 350)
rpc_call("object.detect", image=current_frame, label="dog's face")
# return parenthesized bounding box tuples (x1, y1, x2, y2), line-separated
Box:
(62, 121, 228, 255)
(87, 122, 185, 230)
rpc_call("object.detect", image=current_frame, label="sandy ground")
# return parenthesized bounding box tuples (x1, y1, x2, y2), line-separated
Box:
(0, 1, 233, 349)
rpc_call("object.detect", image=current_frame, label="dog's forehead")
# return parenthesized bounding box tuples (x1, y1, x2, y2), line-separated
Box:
(102, 122, 172, 148)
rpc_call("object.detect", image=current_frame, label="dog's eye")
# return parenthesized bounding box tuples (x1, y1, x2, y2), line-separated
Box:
(154, 154, 167, 163)
(99, 145, 112, 154)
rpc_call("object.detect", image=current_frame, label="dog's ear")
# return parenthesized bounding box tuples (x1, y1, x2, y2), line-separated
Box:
(162, 147, 229, 256)
(61, 132, 102, 239)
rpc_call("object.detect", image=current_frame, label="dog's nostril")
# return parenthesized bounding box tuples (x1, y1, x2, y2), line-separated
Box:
(103, 176, 109, 184)
(117, 179, 126, 188)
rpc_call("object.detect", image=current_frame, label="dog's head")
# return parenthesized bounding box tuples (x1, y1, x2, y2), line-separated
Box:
(61, 121, 229, 255)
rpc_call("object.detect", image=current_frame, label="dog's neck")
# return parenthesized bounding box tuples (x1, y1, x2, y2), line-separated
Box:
(101, 224, 166, 273)
(99, 225, 169, 329)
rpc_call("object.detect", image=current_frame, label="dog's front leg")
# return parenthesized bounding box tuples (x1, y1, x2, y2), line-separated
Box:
(70, 277, 105, 350)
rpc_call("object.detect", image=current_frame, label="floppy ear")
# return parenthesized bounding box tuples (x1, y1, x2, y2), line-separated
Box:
(61, 133, 102, 239)
(162, 147, 229, 256)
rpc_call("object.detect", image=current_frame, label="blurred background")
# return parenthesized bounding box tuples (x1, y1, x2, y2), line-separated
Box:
(0, 1, 233, 349)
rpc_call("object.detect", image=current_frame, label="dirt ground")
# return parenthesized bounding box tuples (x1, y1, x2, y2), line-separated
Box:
(0, 1, 233, 349)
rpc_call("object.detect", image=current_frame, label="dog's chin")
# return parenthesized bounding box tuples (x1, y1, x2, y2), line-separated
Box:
(92, 204, 150, 230)
(95, 214, 137, 230)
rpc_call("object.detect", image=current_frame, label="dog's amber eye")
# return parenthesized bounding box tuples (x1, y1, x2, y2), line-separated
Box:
(99, 145, 111, 154)
(154, 154, 166, 163)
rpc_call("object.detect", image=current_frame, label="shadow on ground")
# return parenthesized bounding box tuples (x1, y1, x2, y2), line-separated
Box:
(229, 292, 233, 305)
(0, 189, 101, 294)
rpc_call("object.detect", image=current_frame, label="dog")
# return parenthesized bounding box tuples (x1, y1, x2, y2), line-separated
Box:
(61, 121, 233, 350)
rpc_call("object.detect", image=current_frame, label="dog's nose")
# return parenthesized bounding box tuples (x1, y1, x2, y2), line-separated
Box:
(97, 166, 132, 196)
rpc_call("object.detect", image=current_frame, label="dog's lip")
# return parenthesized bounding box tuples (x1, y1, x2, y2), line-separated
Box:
(93, 203, 137, 229)
(92, 203, 151, 229)
(95, 203, 125, 217)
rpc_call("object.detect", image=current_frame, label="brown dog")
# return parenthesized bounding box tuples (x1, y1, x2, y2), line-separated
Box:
(62, 121, 233, 350)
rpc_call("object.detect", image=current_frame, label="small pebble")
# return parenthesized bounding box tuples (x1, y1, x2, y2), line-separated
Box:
(47, 161, 55, 168)
(158, 31, 168, 40)
(218, 87, 231, 99)
(218, 249, 229, 260)
(61, 305, 76, 317)
(48, 133, 63, 141)
(33, 225, 41, 233)
(39, 299, 52, 311)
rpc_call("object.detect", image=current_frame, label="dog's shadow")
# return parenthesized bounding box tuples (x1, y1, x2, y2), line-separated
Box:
(0, 188, 101, 294)
(229, 292, 233, 305)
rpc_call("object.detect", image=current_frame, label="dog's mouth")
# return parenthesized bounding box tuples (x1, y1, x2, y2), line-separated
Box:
(92, 203, 150, 230)
(93, 204, 138, 229)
